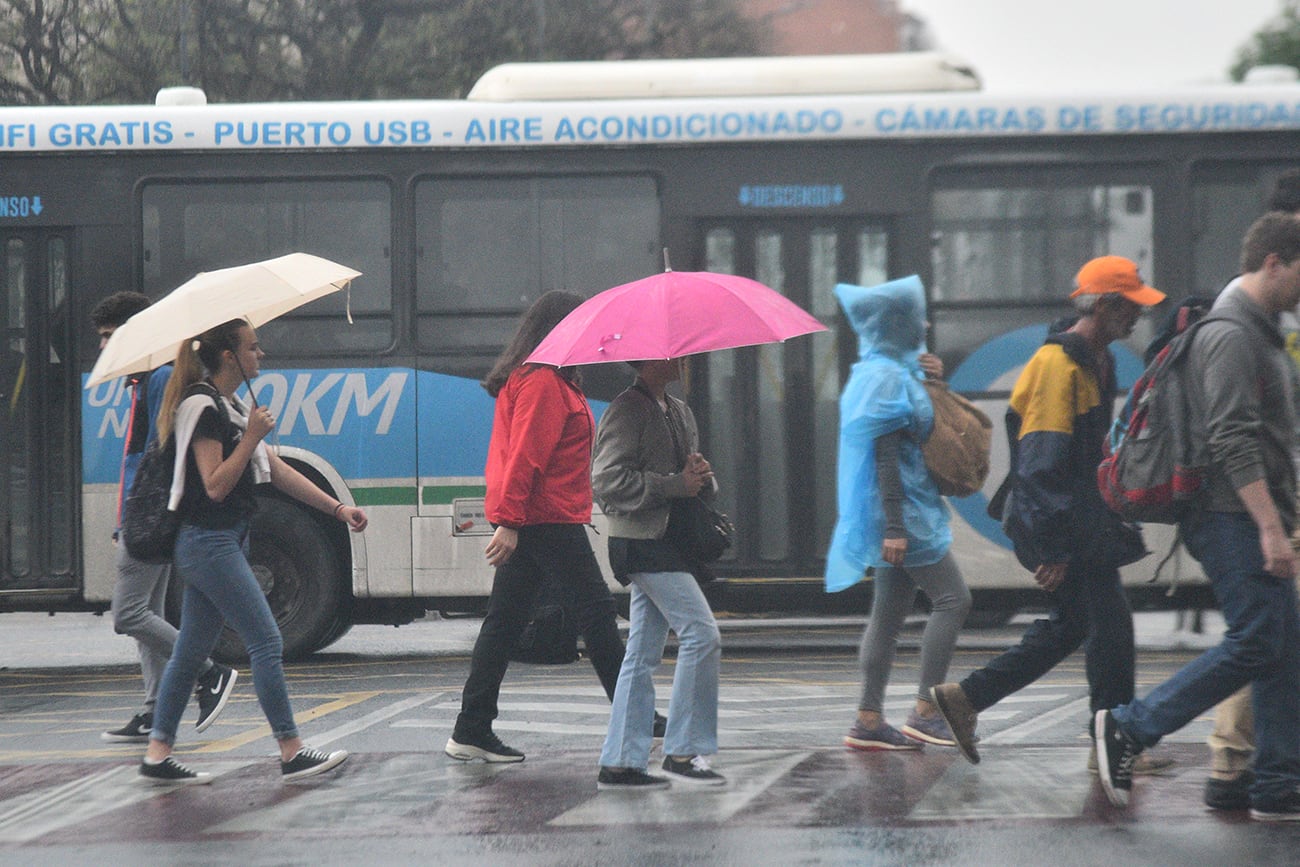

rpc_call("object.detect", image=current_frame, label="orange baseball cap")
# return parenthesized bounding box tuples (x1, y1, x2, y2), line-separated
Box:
(1070, 256, 1165, 306)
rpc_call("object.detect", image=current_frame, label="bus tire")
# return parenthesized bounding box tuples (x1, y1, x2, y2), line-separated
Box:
(208, 496, 349, 664)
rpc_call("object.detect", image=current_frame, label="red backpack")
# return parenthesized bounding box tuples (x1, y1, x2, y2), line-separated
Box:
(1097, 305, 1217, 524)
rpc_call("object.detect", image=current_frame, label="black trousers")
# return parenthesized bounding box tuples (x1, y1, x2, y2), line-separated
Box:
(455, 523, 624, 736)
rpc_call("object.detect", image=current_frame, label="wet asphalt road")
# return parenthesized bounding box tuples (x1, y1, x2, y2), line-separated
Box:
(2, 611, 1297, 865)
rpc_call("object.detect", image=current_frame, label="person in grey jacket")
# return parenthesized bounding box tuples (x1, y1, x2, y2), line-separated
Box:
(1096, 211, 1300, 820)
(592, 358, 725, 789)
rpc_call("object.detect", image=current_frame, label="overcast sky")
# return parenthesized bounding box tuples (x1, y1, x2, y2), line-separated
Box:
(901, 0, 1288, 92)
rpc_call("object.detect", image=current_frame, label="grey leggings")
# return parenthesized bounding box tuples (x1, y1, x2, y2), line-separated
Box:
(858, 552, 972, 712)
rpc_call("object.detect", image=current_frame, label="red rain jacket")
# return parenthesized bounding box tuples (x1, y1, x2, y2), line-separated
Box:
(484, 365, 595, 528)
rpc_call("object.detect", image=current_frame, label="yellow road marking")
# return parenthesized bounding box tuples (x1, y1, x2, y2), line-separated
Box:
(193, 691, 379, 753)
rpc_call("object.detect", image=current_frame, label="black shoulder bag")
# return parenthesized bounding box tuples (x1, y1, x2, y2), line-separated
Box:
(656, 392, 734, 565)
(121, 382, 224, 563)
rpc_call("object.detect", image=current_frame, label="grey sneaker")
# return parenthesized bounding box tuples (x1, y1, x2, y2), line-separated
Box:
(901, 711, 956, 747)
(597, 766, 671, 790)
(930, 683, 980, 764)
(844, 720, 922, 752)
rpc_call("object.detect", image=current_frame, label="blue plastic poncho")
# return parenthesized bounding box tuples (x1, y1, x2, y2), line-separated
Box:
(824, 276, 951, 592)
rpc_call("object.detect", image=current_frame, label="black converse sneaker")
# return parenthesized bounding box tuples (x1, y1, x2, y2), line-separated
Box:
(661, 755, 726, 786)
(445, 730, 525, 763)
(1094, 709, 1141, 807)
(597, 766, 671, 790)
(194, 664, 238, 733)
(139, 755, 213, 785)
(281, 746, 349, 781)
(102, 712, 153, 743)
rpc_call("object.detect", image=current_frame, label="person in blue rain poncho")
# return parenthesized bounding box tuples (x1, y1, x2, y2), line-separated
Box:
(826, 276, 971, 752)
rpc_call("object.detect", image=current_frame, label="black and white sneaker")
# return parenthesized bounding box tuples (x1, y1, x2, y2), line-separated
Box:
(281, 746, 349, 781)
(102, 712, 153, 743)
(445, 730, 525, 763)
(194, 664, 238, 733)
(139, 756, 212, 785)
(1094, 709, 1141, 807)
(661, 755, 726, 786)
(597, 766, 671, 790)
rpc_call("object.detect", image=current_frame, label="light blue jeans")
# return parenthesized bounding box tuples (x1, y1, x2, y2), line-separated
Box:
(600, 571, 721, 770)
(150, 521, 299, 745)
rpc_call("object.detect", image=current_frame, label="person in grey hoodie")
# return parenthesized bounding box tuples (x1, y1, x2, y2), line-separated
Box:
(1095, 211, 1300, 821)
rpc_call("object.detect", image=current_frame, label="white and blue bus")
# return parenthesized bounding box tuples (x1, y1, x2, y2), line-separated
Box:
(3, 52, 1297, 658)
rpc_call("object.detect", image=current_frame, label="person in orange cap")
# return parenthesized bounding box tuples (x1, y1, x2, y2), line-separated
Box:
(931, 254, 1170, 775)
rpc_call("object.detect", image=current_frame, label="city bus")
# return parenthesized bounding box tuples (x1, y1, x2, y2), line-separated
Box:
(3, 52, 1298, 658)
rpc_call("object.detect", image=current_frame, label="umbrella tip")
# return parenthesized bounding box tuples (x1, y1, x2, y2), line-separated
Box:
(662, 248, 672, 273)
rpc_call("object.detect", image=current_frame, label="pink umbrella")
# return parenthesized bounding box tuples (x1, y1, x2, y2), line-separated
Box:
(525, 270, 827, 366)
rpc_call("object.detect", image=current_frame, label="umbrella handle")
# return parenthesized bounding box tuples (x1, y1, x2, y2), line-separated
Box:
(662, 248, 672, 272)
(232, 354, 259, 409)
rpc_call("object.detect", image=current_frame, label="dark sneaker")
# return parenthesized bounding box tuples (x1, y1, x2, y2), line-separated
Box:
(445, 730, 525, 763)
(652, 711, 667, 739)
(901, 711, 956, 747)
(844, 720, 922, 752)
(102, 712, 153, 743)
(597, 766, 671, 790)
(194, 664, 238, 733)
(281, 746, 349, 781)
(1205, 771, 1253, 811)
(931, 683, 980, 764)
(139, 755, 212, 785)
(1094, 709, 1142, 807)
(661, 755, 726, 786)
(1251, 790, 1300, 822)
(1088, 742, 1174, 776)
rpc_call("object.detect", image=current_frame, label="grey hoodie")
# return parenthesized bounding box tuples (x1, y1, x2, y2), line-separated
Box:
(1195, 283, 1298, 530)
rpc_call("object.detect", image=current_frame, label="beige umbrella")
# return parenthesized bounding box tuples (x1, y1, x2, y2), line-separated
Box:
(86, 252, 361, 388)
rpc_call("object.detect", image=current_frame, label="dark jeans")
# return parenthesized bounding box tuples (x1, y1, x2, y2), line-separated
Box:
(960, 556, 1134, 716)
(1113, 511, 1300, 802)
(455, 523, 624, 737)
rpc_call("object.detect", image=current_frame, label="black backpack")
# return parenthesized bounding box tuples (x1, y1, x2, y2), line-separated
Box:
(121, 382, 224, 562)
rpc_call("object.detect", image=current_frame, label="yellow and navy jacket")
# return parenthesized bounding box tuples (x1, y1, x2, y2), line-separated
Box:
(1004, 329, 1126, 568)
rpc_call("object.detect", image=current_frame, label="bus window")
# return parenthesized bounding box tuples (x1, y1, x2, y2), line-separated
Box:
(46, 237, 73, 576)
(929, 181, 1154, 370)
(142, 180, 392, 354)
(1192, 164, 1300, 298)
(2, 238, 28, 579)
(414, 175, 659, 356)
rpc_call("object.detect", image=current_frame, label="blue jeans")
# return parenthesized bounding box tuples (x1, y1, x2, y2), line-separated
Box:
(600, 571, 721, 770)
(150, 522, 299, 745)
(960, 557, 1134, 716)
(1113, 511, 1300, 802)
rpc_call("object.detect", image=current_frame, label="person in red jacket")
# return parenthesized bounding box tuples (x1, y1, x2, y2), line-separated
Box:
(445, 291, 630, 763)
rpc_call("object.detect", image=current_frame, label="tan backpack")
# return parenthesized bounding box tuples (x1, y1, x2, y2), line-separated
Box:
(920, 379, 992, 498)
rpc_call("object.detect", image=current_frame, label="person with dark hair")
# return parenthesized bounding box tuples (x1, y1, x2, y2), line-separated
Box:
(1205, 174, 1300, 811)
(592, 357, 724, 789)
(139, 318, 366, 784)
(446, 290, 633, 764)
(89, 291, 235, 743)
(1096, 213, 1300, 820)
